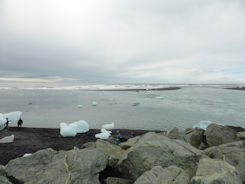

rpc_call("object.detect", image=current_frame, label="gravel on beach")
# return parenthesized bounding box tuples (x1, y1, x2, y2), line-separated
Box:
(0, 127, 156, 165)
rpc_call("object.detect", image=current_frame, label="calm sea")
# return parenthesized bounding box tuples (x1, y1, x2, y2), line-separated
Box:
(0, 84, 244, 130)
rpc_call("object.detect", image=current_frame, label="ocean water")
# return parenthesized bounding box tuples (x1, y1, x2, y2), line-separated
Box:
(0, 84, 244, 130)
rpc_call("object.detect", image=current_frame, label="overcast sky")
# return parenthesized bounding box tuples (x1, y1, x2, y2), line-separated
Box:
(0, 0, 245, 84)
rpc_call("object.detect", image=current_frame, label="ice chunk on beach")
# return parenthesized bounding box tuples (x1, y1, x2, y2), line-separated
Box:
(60, 120, 90, 137)
(102, 122, 114, 130)
(4, 111, 22, 125)
(92, 101, 98, 106)
(23, 153, 32, 157)
(101, 128, 112, 134)
(95, 129, 111, 139)
(193, 120, 212, 130)
(0, 114, 6, 130)
(77, 105, 83, 108)
(60, 123, 77, 137)
(73, 120, 89, 133)
(0, 135, 14, 143)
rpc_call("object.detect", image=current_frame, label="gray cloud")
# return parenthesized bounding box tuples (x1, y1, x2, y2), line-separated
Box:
(0, 0, 245, 83)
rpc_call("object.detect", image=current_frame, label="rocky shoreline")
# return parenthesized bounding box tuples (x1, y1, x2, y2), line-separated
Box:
(0, 124, 245, 184)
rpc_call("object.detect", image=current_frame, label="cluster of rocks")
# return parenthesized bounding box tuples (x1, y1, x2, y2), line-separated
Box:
(1, 123, 245, 184)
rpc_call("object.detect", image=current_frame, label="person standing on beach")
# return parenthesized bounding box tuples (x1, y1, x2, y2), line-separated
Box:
(116, 131, 121, 143)
(18, 118, 23, 127)
(5, 118, 9, 129)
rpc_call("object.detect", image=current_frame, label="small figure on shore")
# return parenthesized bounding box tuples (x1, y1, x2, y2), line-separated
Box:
(131, 132, 135, 137)
(18, 118, 23, 127)
(116, 131, 121, 144)
(5, 118, 9, 130)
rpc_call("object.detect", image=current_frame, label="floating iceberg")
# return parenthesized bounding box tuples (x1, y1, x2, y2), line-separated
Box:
(92, 101, 98, 106)
(102, 122, 114, 130)
(73, 120, 89, 133)
(0, 134, 14, 143)
(3, 111, 22, 125)
(95, 129, 111, 139)
(60, 123, 77, 137)
(155, 96, 164, 99)
(193, 121, 212, 130)
(60, 120, 90, 137)
(77, 105, 83, 108)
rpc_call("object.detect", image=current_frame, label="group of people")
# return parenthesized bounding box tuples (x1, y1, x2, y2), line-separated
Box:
(4, 118, 23, 129)
(116, 131, 135, 143)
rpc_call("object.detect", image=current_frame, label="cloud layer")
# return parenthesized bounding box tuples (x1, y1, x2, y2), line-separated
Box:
(0, 0, 245, 83)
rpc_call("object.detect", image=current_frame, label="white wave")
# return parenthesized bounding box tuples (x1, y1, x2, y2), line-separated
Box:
(0, 84, 243, 90)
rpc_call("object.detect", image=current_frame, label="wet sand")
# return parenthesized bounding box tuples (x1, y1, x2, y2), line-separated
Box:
(0, 127, 158, 165)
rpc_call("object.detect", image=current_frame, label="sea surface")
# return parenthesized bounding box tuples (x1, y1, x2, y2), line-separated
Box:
(0, 84, 244, 130)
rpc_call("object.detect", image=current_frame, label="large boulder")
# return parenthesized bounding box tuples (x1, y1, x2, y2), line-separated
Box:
(226, 125, 245, 132)
(237, 132, 245, 140)
(117, 132, 204, 181)
(205, 140, 245, 183)
(184, 128, 207, 149)
(96, 139, 125, 167)
(120, 136, 141, 150)
(0, 176, 12, 184)
(5, 148, 107, 184)
(191, 158, 242, 184)
(205, 123, 237, 147)
(82, 141, 96, 149)
(0, 165, 5, 176)
(166, 127, 185, 140)
(105, 177, 132, 184)
(0, 165, 12, 184)
(134, 165, 189, 184)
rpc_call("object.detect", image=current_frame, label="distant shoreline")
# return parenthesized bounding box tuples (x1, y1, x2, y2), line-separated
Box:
(93, 87, 181, 91)
(224, 87, 245, 90)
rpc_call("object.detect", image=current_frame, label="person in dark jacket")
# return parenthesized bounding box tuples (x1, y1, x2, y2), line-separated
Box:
(18, 118, 23, 127)
(5, 118, 9, 129)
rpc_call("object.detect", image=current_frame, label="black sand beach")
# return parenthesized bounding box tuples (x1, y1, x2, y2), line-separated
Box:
(0, 127, 157, 165)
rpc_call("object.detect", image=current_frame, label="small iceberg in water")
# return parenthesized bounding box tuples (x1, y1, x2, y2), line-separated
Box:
(77, 105, 83, 108)
(92, 101, 98, 106)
